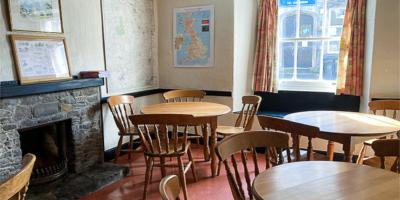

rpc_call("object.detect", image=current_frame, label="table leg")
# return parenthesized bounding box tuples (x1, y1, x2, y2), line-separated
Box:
(202, 124, 210, 161)
(210, 117, 218, 177)
(327, 141, 335, 161)
(342, 142, 355, 162)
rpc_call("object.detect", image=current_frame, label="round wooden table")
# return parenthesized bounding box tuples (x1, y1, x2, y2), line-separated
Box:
(284, 111, 400, 162)
(253, 161, 400, 200)
(142, 102, 231, 177)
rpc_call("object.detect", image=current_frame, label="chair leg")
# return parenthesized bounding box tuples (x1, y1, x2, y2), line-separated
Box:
(114, 136, 123, 163)
(143, 156, 152, 200)
(356, 144, 368, 164)
(128, 135, 133, 160)
(188, 147, 198, 182)
(177, 156, 188, 200)
(194, 126, 200, 144)
(160, 157, 167, 177)
(217, 160, 222, 176)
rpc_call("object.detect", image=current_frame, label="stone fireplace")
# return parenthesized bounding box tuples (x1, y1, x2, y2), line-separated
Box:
(0, 84, 103, 182)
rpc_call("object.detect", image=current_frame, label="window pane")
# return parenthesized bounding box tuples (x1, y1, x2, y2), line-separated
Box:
(279, 42, 295, 79)
(300, 0, 325, 37)
(326, 0, 347, 37)
(296, 41, 321, 80)
(322, 41, 339, 80)
(278, 0, 298, 38)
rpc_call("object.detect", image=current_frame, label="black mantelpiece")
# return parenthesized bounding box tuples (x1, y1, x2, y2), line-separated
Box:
(0, 78, 104, 99)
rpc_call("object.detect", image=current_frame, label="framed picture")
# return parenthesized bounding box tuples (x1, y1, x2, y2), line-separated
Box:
(173, 6, 214, 67)
(10, 35, 71, 85)
(8, 0, 63, 33)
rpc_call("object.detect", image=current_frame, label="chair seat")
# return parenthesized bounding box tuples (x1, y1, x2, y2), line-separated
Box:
(363, 156, 398, 171)
(216, 126, 245, 136)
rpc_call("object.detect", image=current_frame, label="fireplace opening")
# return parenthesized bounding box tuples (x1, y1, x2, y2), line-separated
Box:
(18, 119, 72, 185)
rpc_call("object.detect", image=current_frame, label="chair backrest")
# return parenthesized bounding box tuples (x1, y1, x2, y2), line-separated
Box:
(235, 95, 262, 131)
(159, 175, 181, 200)
(369, 100, 400, 119)
(257, 115, 319, 161)
(163, 90, 206, 102)
(129, 114, 208, 156)
(0, 154, 36, 200)
(371, 139, 400, 173)
(216, 131, 290, 200)
(108, 95, 135, 134)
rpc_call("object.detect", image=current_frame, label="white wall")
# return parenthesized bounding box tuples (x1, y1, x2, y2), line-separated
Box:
(232, 0, 257, 111)
(156, 0, 234, 91)
(0, 0, 105, 81)
(369, 0, 400, 98)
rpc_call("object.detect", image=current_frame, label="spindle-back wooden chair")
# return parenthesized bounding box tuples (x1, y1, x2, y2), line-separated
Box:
(159, 175, 181, 200)
(216, 131, 291, 200)
(371, 139, 400, 173)
(0, 154, 36, 200)
(163, 89, 206, 103)
(163, 90, 208, 159)
(108, 95, 141, 162)
(216, 95, 262, 175)
(258, 115, 319, 162)
(129, 114, 203, 200)
(357, 100, 400, 164)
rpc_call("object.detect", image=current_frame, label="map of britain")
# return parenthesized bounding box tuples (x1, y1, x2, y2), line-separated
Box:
(174, 6, 214, 67)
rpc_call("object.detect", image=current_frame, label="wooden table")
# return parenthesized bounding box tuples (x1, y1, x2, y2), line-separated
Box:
(253, 161, 400, 200)
(141, 102, 231, 177)
(284, 111, 400, 162)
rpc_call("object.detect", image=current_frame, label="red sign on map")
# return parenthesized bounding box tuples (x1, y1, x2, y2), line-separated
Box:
(202, 20, 209, 25)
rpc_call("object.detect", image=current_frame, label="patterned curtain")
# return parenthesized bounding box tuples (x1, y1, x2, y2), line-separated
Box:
(336, 0, 366, 96)
(253, 0, 278, 92)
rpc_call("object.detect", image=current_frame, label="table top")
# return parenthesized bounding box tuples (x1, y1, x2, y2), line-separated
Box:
(284, 111, 400, 136)
(253, 161, 400, 200)
(141, 102, 231, 117)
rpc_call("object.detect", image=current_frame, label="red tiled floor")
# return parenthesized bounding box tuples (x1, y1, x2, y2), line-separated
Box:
(80, 144, 236, 200)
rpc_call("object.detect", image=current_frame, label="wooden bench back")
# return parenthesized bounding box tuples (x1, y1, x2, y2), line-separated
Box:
(258, 115, 319, 161)
(216, 131, 290, 200)
(0, 154, 36, 200)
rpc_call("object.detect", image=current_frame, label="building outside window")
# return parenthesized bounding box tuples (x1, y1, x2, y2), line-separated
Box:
(277, 0, 347, 92)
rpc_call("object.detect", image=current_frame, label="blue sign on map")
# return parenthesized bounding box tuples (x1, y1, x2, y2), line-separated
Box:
(280, 0, 316, 6)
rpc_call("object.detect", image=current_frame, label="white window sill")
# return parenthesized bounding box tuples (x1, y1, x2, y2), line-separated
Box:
(278, 80, 336, 93)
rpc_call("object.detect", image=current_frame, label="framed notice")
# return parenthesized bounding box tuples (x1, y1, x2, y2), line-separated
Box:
(10, 35, 71, 85)
(8, 0, 63, 33)
(173, 6, 214, 67)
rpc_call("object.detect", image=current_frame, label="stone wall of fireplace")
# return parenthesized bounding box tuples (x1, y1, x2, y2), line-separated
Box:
(0, 87, 103, 181)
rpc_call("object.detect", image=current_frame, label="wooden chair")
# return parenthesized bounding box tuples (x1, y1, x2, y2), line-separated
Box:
(159, 175, 181, 200)
(0, 154, 36, 200)
(258, 115, 319, 161)
(129, 114, 201, 200)
(371, 139, 400, 173)
(163, 89, 206, 103)
(217, 95, 262, 136)
(216, 95, 262, 175)
(163, 90, 208, 159)
(216, 131, 291, 200)
(357, 100, 400, 164)
(108, 95, 141, 163)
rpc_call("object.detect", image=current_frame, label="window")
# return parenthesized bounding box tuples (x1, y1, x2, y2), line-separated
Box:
(277, 0, 347, 92)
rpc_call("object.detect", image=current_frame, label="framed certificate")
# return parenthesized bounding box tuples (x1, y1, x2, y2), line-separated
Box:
(8, 0, 63, 33)
(10, 35, 71, 85)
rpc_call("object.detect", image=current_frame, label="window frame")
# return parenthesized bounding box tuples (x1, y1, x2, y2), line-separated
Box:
(277, 0, 346, 93)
